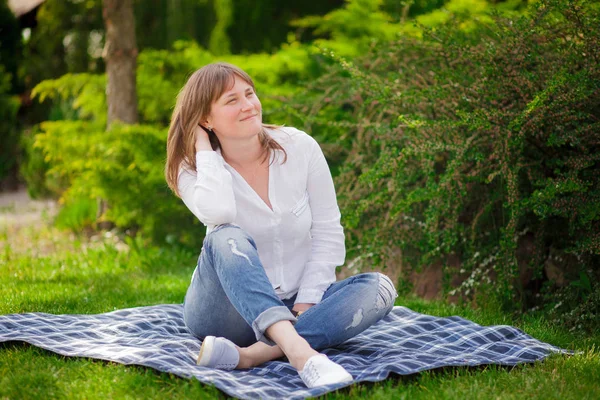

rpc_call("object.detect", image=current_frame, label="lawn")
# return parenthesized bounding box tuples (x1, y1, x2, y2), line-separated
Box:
(1, 223, 599, 399)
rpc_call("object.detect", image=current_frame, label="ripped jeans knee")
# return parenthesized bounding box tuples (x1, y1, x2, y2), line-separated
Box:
(203, 224, 260, 268)
(375, 273, 397, 313)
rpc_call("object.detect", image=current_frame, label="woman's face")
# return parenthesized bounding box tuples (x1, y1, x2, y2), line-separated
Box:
(205, 75, 262, 141)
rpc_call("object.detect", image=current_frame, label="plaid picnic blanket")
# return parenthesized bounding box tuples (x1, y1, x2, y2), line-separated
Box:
(0, 305, 569, 399)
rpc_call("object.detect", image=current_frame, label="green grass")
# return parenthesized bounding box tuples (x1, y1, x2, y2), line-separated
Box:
(1, 225, 599, 399)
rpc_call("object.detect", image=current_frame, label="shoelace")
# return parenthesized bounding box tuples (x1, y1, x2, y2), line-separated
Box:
(303, 361, 321, 386)
(217, 361, 237, 369)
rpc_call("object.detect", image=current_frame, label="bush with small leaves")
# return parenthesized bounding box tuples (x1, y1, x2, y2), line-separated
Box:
(293, 0, 599, 314)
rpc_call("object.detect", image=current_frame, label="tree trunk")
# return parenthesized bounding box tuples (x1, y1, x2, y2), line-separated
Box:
(99, 0, 138, 228)
(102, 0, 138, 127)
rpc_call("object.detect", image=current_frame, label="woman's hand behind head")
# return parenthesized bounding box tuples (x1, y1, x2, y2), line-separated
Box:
(195, 124, 213, 152)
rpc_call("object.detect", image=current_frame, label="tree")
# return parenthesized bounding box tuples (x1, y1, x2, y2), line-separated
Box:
(102, 0, 138, 126)
(98, 0, 139, 225)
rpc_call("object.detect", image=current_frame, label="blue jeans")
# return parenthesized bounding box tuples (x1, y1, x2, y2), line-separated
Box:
(183, 224, 397, 349)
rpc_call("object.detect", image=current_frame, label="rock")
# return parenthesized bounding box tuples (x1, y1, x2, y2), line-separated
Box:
(544, 247, 579, 287)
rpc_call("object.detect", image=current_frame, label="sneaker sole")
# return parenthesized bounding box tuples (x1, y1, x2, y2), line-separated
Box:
(197, 336, 215, 366)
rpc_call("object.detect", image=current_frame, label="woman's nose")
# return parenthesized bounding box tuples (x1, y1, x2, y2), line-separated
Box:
(241, 97, 255, 111)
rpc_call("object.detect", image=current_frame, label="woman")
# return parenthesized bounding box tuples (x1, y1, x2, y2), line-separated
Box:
(165, 62, 397, 388)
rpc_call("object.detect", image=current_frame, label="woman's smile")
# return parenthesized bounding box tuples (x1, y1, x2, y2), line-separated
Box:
(240, 114, 258, 122)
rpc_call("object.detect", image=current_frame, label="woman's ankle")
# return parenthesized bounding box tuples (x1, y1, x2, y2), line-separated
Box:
(236, 347, 254, 369)
(265, 320, 319, 370)
(284, 340, 319, 371)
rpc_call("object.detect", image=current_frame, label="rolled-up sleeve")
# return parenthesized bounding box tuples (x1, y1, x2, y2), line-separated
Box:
(295, 136, 345, 304)
(178, 151, 237, 226)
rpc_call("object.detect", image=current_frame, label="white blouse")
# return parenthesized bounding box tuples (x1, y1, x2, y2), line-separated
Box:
(177, 126, 346, 304)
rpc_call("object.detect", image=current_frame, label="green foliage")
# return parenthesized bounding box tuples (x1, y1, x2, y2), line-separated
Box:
(382, 0, 448, 21)
(545, 268, 600, 333)
(20, 0, 344, 90)
(31, 73, 107, 123)
(291, 0, 410, 58)
(138, 0, 212, 51)
(292, 0, 400, 57)
(0, 1, 22, 187)
(30, 38, 320, 126)
(30, 120, 204, 246)
(135, 39, 320, 125)
(54, 197, 98, 232)
(291, 0, 525, 58)
(0, 66, 20, 183)
(209, 0, 233, 55)
(0, 0, 22, 91)
(19, 126, 65, 199)
(135, 45, 204, 125)
(21, 0, 104, 87)
(296, 0, 600, 312)
(224, 0, 346, 54)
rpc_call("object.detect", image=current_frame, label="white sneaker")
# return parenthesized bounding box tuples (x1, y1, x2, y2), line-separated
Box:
(196, 336, 240, 370)
(298, 354, 354, 388)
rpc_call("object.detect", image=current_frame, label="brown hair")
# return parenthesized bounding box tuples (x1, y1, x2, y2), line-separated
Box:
(165, 62, 286, 197)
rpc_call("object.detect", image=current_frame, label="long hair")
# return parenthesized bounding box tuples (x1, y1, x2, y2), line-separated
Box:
(165, 62, 287, 197)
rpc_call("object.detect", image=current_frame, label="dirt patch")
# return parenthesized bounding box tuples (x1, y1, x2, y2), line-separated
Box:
(0, 188, 58, 229)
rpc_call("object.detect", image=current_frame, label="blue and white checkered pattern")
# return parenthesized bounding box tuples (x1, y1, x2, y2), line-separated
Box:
(0, 305, 569, 399)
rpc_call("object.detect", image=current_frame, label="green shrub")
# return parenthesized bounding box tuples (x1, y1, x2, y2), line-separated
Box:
(297, 0, 599, 311)
(291, 0, 400, 57)
(545, 269, 600, 333)
(19, 127, 60, 199)
(54, 197, 98, 232)
(31, 120, 204, 246)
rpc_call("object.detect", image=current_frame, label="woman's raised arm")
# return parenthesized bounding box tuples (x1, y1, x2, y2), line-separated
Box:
(178, 125, 237, 226)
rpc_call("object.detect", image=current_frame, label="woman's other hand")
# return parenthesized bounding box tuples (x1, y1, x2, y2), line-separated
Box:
(195, 124, 213, 152)
(292, 303, 314, 315)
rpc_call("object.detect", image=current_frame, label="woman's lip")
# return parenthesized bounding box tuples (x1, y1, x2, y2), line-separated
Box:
(240, 115, 257, 121)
